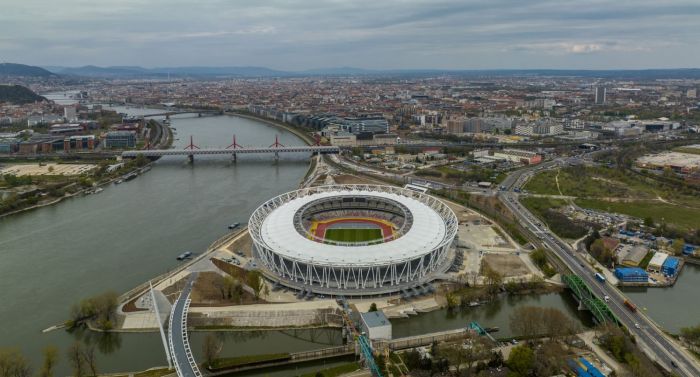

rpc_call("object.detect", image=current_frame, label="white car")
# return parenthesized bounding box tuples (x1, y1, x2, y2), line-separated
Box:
(634, 323, 641, 329)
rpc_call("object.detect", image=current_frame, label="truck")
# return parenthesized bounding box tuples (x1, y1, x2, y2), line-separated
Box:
(624, 299, 637, 312)
(594, 272, 606, 283)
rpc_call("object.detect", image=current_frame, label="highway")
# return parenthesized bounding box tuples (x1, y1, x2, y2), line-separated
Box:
(168, 273, 202, 377)
(500, 167, 700, 376)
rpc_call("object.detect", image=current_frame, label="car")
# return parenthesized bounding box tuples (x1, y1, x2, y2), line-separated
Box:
(604, 295, 610, 302)
(634, 323, 641, 329)
(671, 360, 678, 368)
(511, 339, 518, 345)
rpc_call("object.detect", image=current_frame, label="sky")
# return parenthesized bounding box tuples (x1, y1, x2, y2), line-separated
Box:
(1, 0, 699, 70)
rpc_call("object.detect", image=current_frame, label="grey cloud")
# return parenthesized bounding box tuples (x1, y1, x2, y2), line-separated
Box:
(0, 0, 698, 69)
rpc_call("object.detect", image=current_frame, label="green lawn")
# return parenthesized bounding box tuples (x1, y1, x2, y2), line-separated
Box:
(207, 353, 290, 370)
(324, 228, 383, 243)
(299, 362, 360, 377)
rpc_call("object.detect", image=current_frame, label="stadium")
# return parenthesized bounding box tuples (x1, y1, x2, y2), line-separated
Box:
(249, 185, 459, 296)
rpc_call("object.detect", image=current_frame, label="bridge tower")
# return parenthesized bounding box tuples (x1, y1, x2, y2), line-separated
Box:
(269, 134, 285, 161)
(226, 135, 244, 162)
(184, 135, 200, 163)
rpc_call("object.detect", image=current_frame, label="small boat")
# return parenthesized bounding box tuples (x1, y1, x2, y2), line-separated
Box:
(115, 179, 123, 184)
(94, 188, 103, 194)
(484, 327, 499, 333)
(176, 251, 193, 261)
(468, 301, 480, 307)
(228, 222, 240, 230)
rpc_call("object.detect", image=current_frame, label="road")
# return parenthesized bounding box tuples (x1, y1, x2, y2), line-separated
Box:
(500, 170, 700, 376)
(168, 273, 201, 377)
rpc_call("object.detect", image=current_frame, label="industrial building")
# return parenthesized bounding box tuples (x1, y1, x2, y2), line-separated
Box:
(647, 252, 669, 274)
(616, 244, 647, 267)
(360, 311, 392, 340)
(636, 151, 700, 175)
(105, 131, 136, 148)
(493, 149, 542, 165)
(661, 257, 680, 276)
(614, 267, 649, 283)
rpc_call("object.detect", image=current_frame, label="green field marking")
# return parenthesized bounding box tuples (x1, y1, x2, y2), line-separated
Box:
(324, 228, 383, 243)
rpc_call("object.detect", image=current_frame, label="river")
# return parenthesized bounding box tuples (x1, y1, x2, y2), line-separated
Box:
(0, 112, 312, 375)
(3, 101, 698, 375)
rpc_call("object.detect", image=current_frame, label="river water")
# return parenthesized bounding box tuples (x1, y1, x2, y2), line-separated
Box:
(2, 102, 697, 375)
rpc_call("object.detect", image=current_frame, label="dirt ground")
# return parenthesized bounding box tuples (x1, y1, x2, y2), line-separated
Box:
(226, 232, 253, 257)
(0, 163, 96, 176)
(482, 253, 530, 277)
(190, 271, 261, 306)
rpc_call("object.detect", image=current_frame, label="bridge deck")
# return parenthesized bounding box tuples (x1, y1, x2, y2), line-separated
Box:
(122, 146, 339, 158)
(168, 273, 201, 377)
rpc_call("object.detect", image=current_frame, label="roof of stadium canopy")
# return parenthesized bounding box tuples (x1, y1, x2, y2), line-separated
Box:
(258, 188, 449, 266)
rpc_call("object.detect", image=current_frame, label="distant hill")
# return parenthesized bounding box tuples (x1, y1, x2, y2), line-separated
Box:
(0, 85, 46, 104)
(0, 63, 55, 77)
(52, 65, 289, 78)
(40, 64, 700, 79)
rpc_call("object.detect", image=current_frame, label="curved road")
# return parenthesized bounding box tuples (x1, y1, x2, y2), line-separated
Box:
(501, 169, 700, 376)
(168, 273, 202, 377)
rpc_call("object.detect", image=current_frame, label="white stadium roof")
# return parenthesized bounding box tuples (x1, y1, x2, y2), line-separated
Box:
(259, 189, 447, 266)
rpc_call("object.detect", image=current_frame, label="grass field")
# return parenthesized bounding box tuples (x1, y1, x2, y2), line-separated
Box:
(324, 228, 383, 243)
(524, 166, 657, 199)
(574, 198, 699, 231)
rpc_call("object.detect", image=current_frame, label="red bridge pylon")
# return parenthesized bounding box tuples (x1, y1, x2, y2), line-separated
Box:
(269, 134, 285, 148)
(226, 135, 244, 149)
(184, 135, 200, 150)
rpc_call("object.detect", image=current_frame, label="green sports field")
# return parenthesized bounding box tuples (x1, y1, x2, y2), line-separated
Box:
(324, 228, 383, 243)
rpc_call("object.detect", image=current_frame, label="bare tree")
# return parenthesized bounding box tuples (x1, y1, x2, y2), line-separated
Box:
(81, 346, 97, 377)
(0, 348, 31, 377)
(66, 343, 85, 377)
(39, 346, 59, 377)
(202, 334, 221, 368)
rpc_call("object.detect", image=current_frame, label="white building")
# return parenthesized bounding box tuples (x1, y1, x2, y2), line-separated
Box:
(64, 106, 77, 122)
(648, 252, 669, 273)
(360, 311, 392, 340)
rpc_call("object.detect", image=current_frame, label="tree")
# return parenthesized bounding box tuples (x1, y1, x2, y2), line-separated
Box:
(81, 346, 97, 377)
(211, 274, 227, 299)
(67, 343, 85, 377)
(507, 345, 534, 377)
(643, 217, 655, 227)
(510, 307, 544, 338)
(368, 303, 378, 312)
(481, 264, 502, 295)
(39, 346, 58, 377)
(672, 238, 685, 256)
(680, 324, 700, 346)
(533, 341, 567, 376)
(246, 271, 264, 299)
(202, 334, 221, 368)
(0, 348, 31, 377)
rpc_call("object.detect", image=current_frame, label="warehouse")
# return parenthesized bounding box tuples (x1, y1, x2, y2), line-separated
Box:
(647, 252, 669, 274)
(614, 267, 649, 283)
(616, 245, 647, 267)
(661, 257, 680, 276)
(360, 311, 392, 340)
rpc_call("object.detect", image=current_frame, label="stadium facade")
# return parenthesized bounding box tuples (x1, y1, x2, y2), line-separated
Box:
(249, 185, 458, 296)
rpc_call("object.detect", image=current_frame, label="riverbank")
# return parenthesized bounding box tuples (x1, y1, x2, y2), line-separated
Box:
(0, 161, 153, 219)
(225, 110, 315, 145)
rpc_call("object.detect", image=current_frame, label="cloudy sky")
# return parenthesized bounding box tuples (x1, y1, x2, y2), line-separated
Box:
(1, 0, 699, 70)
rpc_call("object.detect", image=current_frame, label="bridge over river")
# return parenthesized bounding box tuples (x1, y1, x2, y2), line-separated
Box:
(122, 135, 339, 162)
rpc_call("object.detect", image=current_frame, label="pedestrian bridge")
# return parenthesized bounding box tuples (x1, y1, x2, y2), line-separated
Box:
(168, 273, 202, 377)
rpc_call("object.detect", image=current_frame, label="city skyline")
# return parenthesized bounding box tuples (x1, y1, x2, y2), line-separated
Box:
(2, 0, 700, 70)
